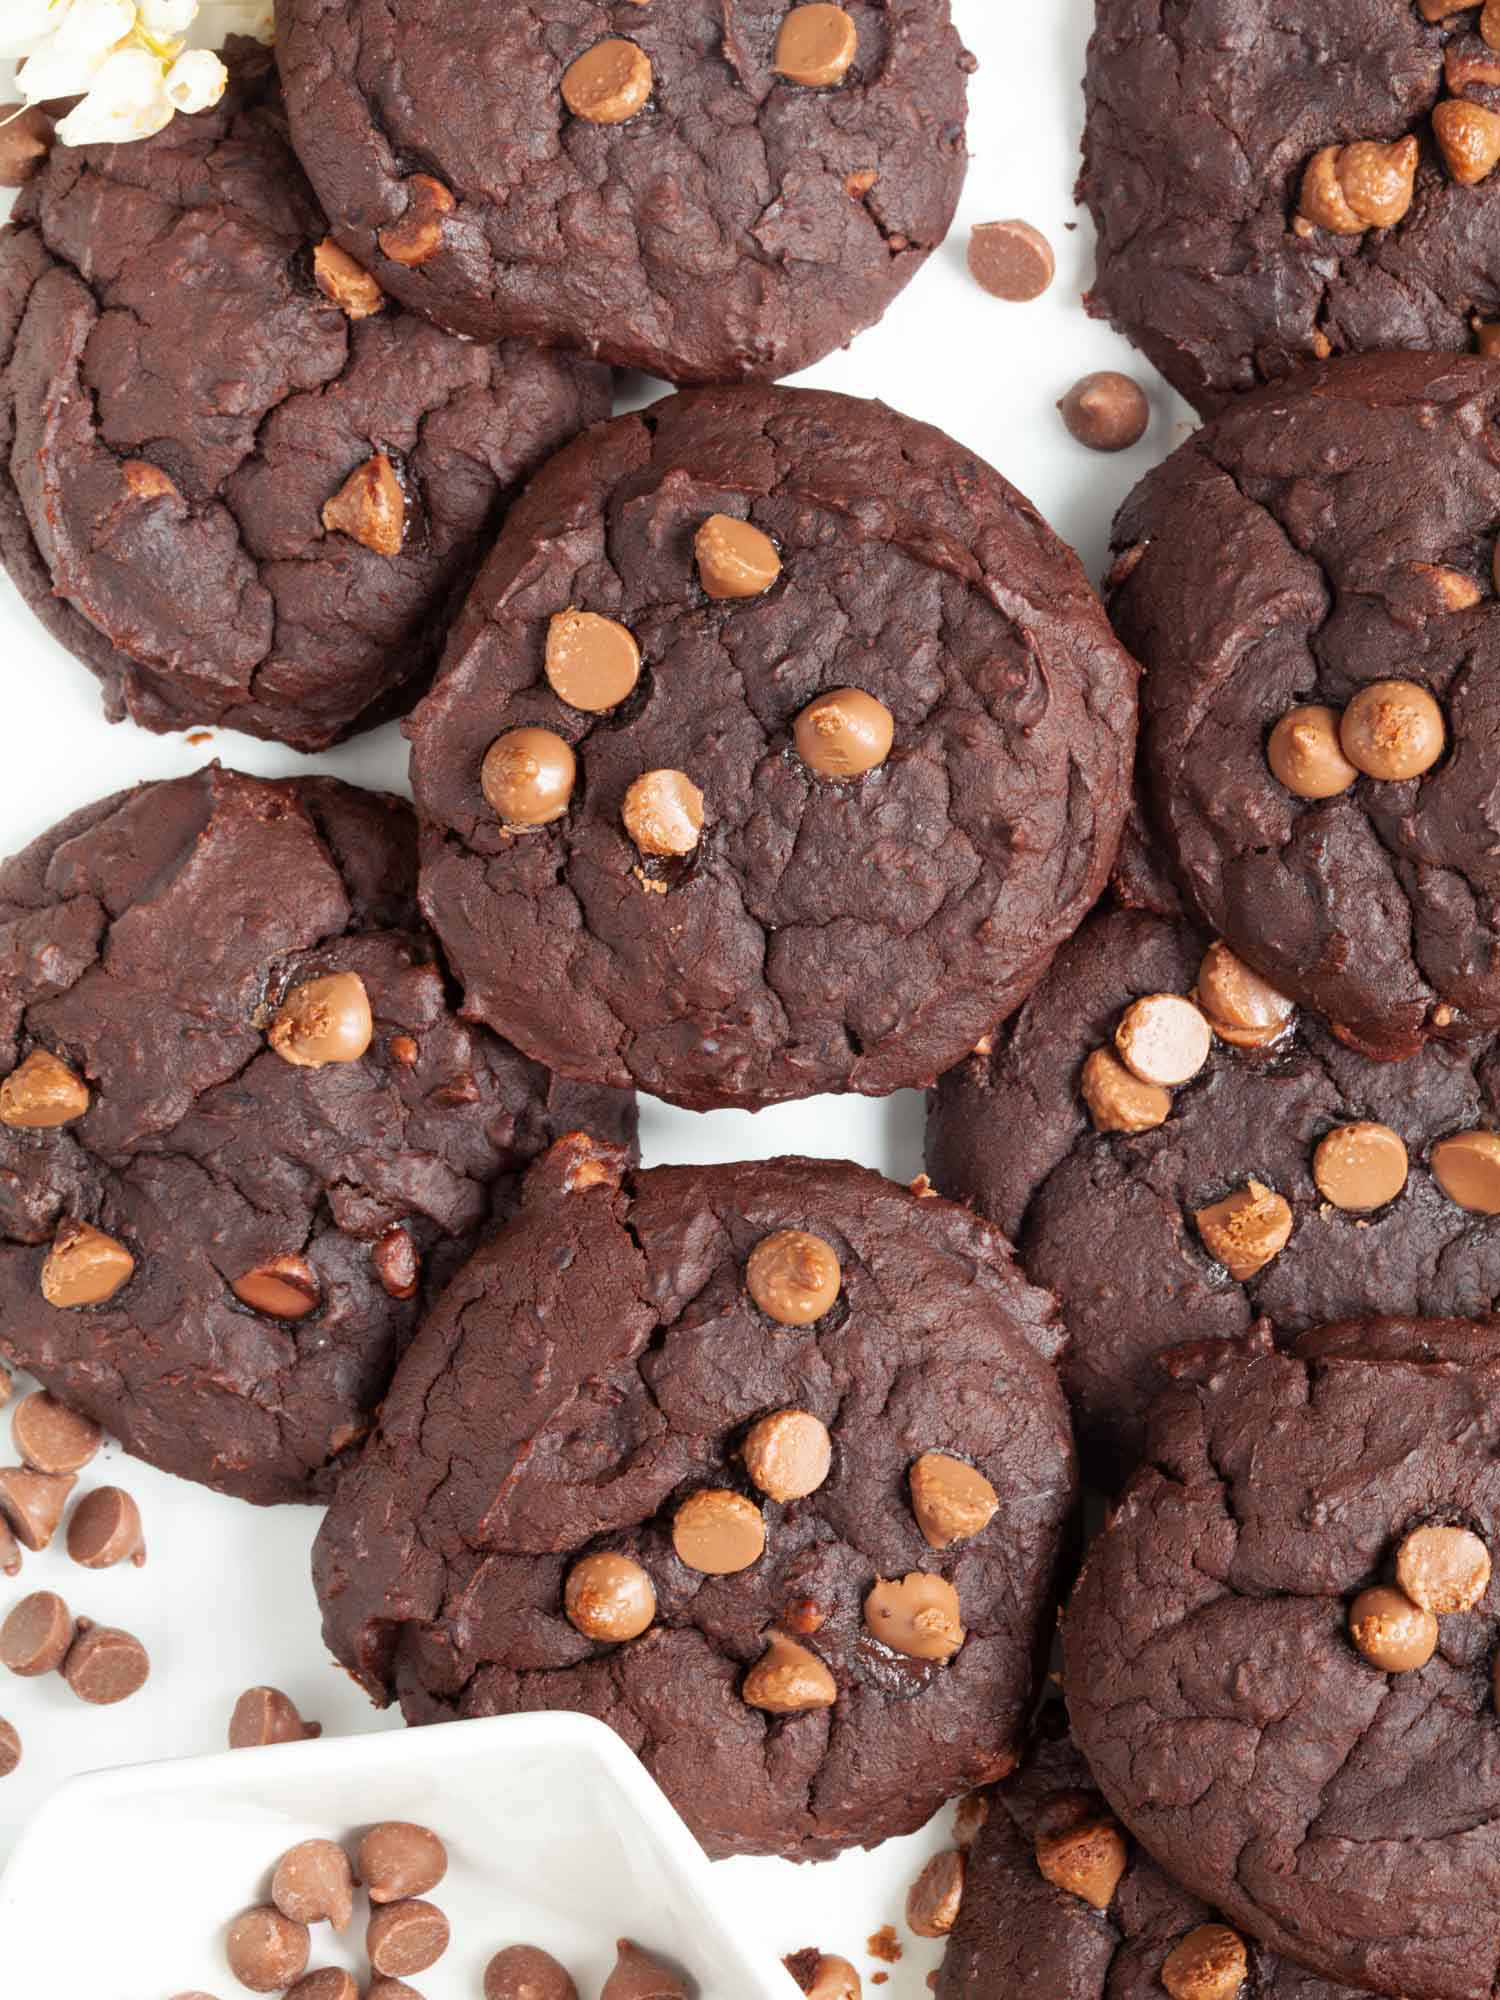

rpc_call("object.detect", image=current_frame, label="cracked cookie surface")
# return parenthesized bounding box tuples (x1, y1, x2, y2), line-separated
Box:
(0, 765, 634, 1505)
(1066, 1328, 1500, 2000)
(1110, 354, 1500, 1058)
(1082, 0, 1500, 411)
(274, 0, 971, 384)
(407, 384, 1138, 1111)
(312, 1148, 1076, 1859)
(0, 43, 610, 751)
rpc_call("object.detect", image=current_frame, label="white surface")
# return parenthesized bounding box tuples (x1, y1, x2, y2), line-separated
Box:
(0, 3, 1196, 1992)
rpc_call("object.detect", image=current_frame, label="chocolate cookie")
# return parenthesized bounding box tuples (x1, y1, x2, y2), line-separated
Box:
(0, 43, 609, 751)
(937, 1708, 1362, 2000)
(273, 0, 971, 385)
(1066, 1326, 1500, 1998)
(1110, 352, 1500, 1060)
(927, 895, 1500, 1485)
(1082, 0, 1500, 412)
(0, 766, 634, 1505)
(313, 1143, 1076, 1859)
(407, 385, 1138, 1111)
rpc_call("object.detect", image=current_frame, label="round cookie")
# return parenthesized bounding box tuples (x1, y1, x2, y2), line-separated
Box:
(274, 0, 972, 385)
(0, 766, 634, 1505)
(1066, 1327, 1500, 1999)
(927, 894, 1500, 1485)
(407, 385, 1138, 1111)
(0, 43, 609, 751)
(1082, 0, 1500, 412)
(1111, 353, 1500, 1059)
(937, 1709, 1363, 2000)
(312, 1143, 1076, 1859)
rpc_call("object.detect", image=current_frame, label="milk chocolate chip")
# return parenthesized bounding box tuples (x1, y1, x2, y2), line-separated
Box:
(485, 1945, 579, 2000)
(1431, 1129, 1500, 1212)
(793, 688, 894, 778)
(314, 237, 384, 318)
(622, 770, 704, 858)
(367, 1900, 450, 1978)
(0, 103, 53, 187)
(1339, 680, 1445, 779)
(0, 1517, 16, 1578)
(1297, 137, 1418, 232)
(1195, 942, 1295, 1048)
(967, 219, 1055, 301)
(1313, 1122, 1408, 1211)
(0, 1466, 76, 1549)
(0, 1590, 72, 1675)
(232, 1255, 321, 1319)
(1267, 703, 1359, 798)
(746, 1228, 841, 1324)
(1161, 1923, 1249, 2000)
(545, 610, 641, 711)
(378, 174, 455, 267)
(695, 515, 782, 599)
(268, 973, 373, 1067)
(273, 1840, 356, 1930)
(1080, 1046, 1170, 1135)
(40, 1220, 134, 1307)
(672, 1489, 765, 1574)
(67, 1485, 146, 1569)
(1435, 97, 1500, 184)
(1397, 1524, 1491, 1613)
(1057, 372, 1149, 452)
(775, 4, 858, 87)
(0, 1715, 18, 1777)
(906, 1850, 965, 1938)
(1349, 1584, 1437, 1671)
(600, 1940, 690, 2000)
(11, 1392, 101, 1475)
(229, 1686, 322, 1749)
(909, 1453, 999, 1549)
(1114, 993, 1211, 1087)
(742, 1630, 837, 1712)
(863, 1572, 965, 1661)
(743, 1410, 832, 1501)
(0, 1048, 89, 1127)
(359, 1822, 448, 1904)
(785, 1953, 860, 2000)
(63, 1619, 149, 1704)
(482, 729, 576, 829)
(287, 1974, 357, 2000)
(561, 39, 653, 123)
(1193, 1179, 1293, 1280)
(953, 1794, 990, 1848)
(322, 453, 405, 557)
(226, 1907, 312, 1993)
(1035, 1814, 1128, 1910)
(564, 1552, 656, 1642)
(372, 1226, 419, 1300)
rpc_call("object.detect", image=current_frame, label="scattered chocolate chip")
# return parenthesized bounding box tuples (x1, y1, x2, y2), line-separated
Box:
(785, 1951, 861, 1999)
(226, 1906, 312, 1993)
(1195, 942, 1295, 1047)
(906, 1850, 965, 1938)
(745, 1229, 842, 1324)
(545, 609, 642, 712)
(564, 1552, 657, 1642)
(793, 688, 894, 778)
(1432, 1128, 1500, 1212)
(367, 1899, 450, 1978)
(40, 1220, 134, 1307)
(272, 1840, 356, 1930)
(1339, 680, 1445, 780)
(0, 1590, 72, 1676)
(695, 514, 782, 599)
(322, 453, 406, 558)
(742, 1630, 837, 1713)
(1161, 1923, 1249, 2000)
(775, 3, 858, 87)
(673, 1489, 765, 1574)
(1035, 1815, 1128, 1909)
(484, 1943, 579, 2000)
(229, 1686, 322, 1749)
(1349, 1584, 1437, 1672)
(1312, 1121, 1408, 1212)
(11, 1391, 101, 1475)
(1266, 703, 1359, 799)
(908, 1454, 999, 1550)
(1193, 1179, 1293, 1280)
(863, 1572, 965, 1662)
(231, 1255, 321, 1319)
(1058, 371, 1149, 452)
(561, 39, 653, 123)
(743, 1410, 832, 1502)
(600, 1939, 690, 2000)
(286, 1973, 357, 2000)
(62, 1618, 150, 1704)
(359, 1822, 448, 1905)
(378, 175, 455, 267)
(622, 770, 704, 858)
(1080, 1046, 1171, 1135)
(0, 1466, 76, 1549)
(268, 973, 373, 1068)
(1297, 137, 1418, 233)
(0, 1715, 19, 1777)
(0, 1048, 89, 1127)
(0, 103, 54, 187)
(314, 237, 385, 319)
(1396, 1524, 1491, 1614)
(1114, 992, 1211, 1087)
(66, 1485, 146, 1569)
(482, 728, 577, 829)
(1434, 97, 1500, 185)
(966, 219, 1055, 301)
(372, 1226, 420, 1300)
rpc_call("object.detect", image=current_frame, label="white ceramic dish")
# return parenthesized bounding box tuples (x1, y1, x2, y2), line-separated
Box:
(0, 1709, 799, 1997)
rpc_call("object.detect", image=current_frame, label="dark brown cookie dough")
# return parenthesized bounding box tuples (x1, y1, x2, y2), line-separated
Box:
(407, 384, 1138, 1111)
(926, 897, 1500, 1486)
(0, 43, 609, 751)
(1066, 1328, 1500, 1999)
(313, 1145, 1076, 1859)
(273, 0, 972, 385)
(0, 766, 634, 1505)
(1082, 0, 1500, 412)
(1111, 353, 1500, 1059)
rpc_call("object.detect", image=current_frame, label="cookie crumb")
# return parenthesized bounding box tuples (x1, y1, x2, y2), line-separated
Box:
(867, 1927, 901, 1964)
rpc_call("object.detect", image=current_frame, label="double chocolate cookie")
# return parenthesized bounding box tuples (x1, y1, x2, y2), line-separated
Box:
(407, 385, 1138, 1110)
(1113, 353, 1500, 1059)
(313, 1144, 1076, 1859)
(0, 766, 633, 1505)
(0, 44, 609, 750)
(1083, 0, 1500, 410)
(927, 896, 1500, 1485)
(1066, 1327, 1500, 1999)
(274, 0, 972, 384)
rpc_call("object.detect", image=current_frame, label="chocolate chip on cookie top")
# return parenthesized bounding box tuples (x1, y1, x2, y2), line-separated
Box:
(313, 1149, 1075, 1859)
(408, 386, 1138, 1110)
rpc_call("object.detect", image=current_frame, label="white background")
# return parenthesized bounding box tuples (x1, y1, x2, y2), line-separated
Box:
(0, 2, 1193, 1990)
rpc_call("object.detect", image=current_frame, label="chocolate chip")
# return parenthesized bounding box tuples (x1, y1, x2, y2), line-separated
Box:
(545, 609, 642, 712)
(1407, 562, 1483, 613)
(1434, 97, 1500, 185)
(359, 1822, 448, 1904)
(269, 973, 373, 1068)
(63, 1619, 149, 1704)
(286, 1973, 357, 2000)
(485, 1945, 579, 2000)
(1195, 942, 1295, 1047)
(953, 1794, 989, 1848)
(1349, 1584, 1437, 1672)
(226, 1907, 312, 1993)
(40, 1220, 134, 1307)
(0, 1466, 76, 1549)
(1080, 1046, 1171, 1135)
(774, 3, 858, 87)
(11, 1391, 101, 1475)
(67, 1485, 146, 1569)
(1297, 138, 1418, 233)
(622, 770, 704, 858)
(231, 1255, 322, 1319)
(1161, 1923, 1249, 2000)
(743, 1410, 832, 1501)
(672, 1489, 765, 1574)
(600, 1940, 690, 2000)
(0, 1048, 89, 1128)
(785, 1952, 859, 1999)
(793, 688, 894, 778)
(367, 1986, 424, 2000)
(1396, 1524, 1491, 1613)
(367, 1900, 450, 1978)
(564, 1552, 656, 1642)
(0, 1590, 73, 1676)
(967, 219, 1055, 301)
(0, 1715, 19, 1778)
(123, 458, 179, 504)
(372, 1226, 420, 1300)
(1312, 1121, 1408, 1212)
(742, 1630, 837, 1713)
(482, 728, 577, 830)
(314, 238, 385, 319)
(863, 1572, 965, 1662)
(746, 1228, 842, 1324)
(906, 1849, 965, 1938)
(273, 1839, 356, 1930)
(695, 514, 782, 600)
(229, 1686, 322, 1749)
(561, 40, 652, 124)
(0, 1517, 17, 1578)
(908, 1453, 999, 1550)
(1114, 993, 1211, 1088)
(378, 175, 455, 267)
(1058, 372, 1149, 452)
(1034, 1815, 1128, 1909)
(1193, 1179, 1293, 1281)
(1266, 702, 1359, 799)
(0, 103, 53, 187)
(322, 453, 406, 558)
(1431, 1129, 1500, 1213)
(1339, 680, 1445, 780)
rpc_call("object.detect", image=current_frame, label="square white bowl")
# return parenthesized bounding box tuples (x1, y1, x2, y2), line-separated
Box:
(0, 1709, 799, 1997)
